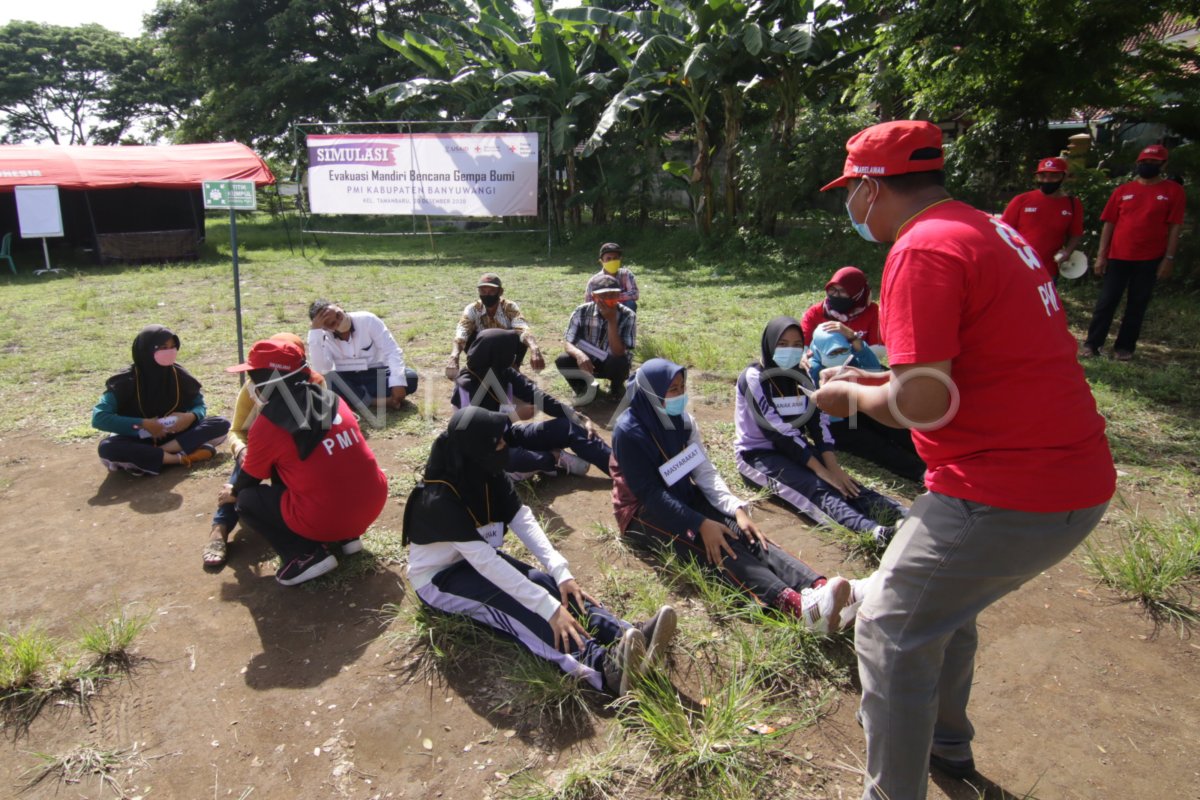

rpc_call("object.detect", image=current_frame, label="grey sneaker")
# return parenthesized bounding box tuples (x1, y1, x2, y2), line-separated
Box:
(555, 451, 590, 476)
(603, 627, 646, 696)
(635, 605, 678, 669)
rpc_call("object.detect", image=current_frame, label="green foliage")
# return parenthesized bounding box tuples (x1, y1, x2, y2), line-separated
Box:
(76, 606, 152, 667)
(149, 0, 442, 156)
(620, 667, 798, 800)
(1084, 508, 1200, 630)
(0, 21, 138, 144)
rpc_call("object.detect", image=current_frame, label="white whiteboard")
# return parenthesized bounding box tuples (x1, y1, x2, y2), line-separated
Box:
(15, 185, 64, 238)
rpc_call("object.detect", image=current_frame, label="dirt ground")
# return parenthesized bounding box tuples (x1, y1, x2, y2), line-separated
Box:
(2, 394, 1199, 800)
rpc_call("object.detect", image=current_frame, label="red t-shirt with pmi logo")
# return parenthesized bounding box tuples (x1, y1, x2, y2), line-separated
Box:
(1101, 179, 1186, 261)
(880, 200, 1115, 512)
(1000, 190, 1084, 278)
(242, 396, 388, 540)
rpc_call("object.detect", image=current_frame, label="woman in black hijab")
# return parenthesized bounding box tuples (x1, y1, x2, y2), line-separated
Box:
(451, 329, 611, 479)
(404, 407, 675, 697)
(92, 325, 230, 476)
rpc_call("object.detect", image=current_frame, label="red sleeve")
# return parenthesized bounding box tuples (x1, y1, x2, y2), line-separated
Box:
(1070, 197, 1084, 237)
(799, 303, 823, 345)
(1168, 184, 1186, 225)
(1099, 187, 1122, 223)
(881, 249, 964, 366)
(1000, 194, 1022, 229)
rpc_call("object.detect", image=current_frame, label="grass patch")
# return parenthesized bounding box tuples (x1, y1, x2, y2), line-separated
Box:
(77, 605, 153, 670)
(497, 648, 598, 730)
(619, 666, 799, 800)
(1084, 508, 1200, 630)
(1, 606, 150, 729)
(21, 743, 148, 796)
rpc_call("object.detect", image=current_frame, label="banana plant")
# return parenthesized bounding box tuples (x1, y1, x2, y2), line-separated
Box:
(377, 0, 618, 228)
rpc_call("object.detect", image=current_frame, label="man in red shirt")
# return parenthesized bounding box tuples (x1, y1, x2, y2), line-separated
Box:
(1000, 156, 1084, 281)
(1082, 144, 1186, 360)
(814, 120, 1115, 800)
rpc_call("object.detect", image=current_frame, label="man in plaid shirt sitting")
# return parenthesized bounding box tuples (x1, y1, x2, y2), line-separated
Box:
(556, 275, 636, 402)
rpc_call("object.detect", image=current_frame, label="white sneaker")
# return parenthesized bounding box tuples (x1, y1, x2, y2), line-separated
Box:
(798, 577, 851, 633)
(555, 451, 590, 476)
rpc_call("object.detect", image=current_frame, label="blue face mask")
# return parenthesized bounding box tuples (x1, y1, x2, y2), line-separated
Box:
(846, 179, 879, 243)
(664, 393, 688, 416)
(772, 347, 804, 369)
(822, 352, 852, 368)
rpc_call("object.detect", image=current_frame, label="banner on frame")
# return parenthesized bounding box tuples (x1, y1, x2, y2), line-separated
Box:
(306, 132, 538, 217)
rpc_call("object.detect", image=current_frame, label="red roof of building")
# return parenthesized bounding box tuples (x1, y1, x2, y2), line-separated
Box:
(0, 142, 275, 193)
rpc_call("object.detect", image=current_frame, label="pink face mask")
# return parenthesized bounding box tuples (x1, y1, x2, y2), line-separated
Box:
(153, 348, 178, 367)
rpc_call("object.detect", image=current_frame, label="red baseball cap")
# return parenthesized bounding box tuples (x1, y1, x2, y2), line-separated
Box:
(226, 339, 306, 374)
(1137, 144, 1169, 163)
(1034, 157, 1068, 174)
(821, 120, 945, 192)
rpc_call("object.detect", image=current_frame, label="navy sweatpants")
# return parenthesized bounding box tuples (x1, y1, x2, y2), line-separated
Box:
(505, 416, 613, 475)
(416, 551, 629, 693)
(98, 415, 230, 475)
(737, 448, 906, 533)
(624, 496, 822, 608)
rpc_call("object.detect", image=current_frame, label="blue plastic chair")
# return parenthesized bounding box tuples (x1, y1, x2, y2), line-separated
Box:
(1, 233, 14, 275)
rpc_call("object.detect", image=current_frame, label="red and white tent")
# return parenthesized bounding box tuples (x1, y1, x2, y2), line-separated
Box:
(0, 143, 275, 262)
(0, 142, 274, 192)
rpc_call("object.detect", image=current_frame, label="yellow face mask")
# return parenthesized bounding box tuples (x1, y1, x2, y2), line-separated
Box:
(602, 258, 621, 274)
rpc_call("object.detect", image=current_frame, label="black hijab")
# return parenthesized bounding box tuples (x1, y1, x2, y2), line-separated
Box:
(753, 315, 814, 399)
(105, 325, 203, 419)
(403, 407, 522, 545)
(248, 365, 337, 461)
(455, 329, 526, 405)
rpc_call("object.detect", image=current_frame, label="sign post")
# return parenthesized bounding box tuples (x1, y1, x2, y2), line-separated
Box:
(203, 180, 258, 368)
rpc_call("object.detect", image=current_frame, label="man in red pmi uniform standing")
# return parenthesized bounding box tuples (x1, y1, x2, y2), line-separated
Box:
(814, 120, 1116, 800)
(1001, 156, 1084, 281)
(1081, 144, 1185, 360)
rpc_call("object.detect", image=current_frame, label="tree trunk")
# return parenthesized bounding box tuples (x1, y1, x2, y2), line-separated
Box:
(693, 115, 712, 236)
(566, 151, 581, 228)
(722, 85, 742, 224)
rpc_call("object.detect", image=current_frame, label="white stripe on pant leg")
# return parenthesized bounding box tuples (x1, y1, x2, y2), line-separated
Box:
(416, 582, 604, 691)
(736, 452, 837, 528)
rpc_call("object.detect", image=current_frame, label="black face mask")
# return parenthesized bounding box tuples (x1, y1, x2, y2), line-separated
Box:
(1136, 163, 1162, 179)
(479, 294, 500, 308)
(827, 295, 856, 313)
(1037, 181, 1063, 195)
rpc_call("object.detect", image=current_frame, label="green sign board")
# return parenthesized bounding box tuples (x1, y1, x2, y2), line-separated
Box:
(203, 180, 257, 210)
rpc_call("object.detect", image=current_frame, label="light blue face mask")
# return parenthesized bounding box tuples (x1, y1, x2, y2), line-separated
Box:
(846, 179, 879, 243)
(822, 350, 853, 368)
(773, 346, 804, 369)
(664, 393, 688, 416)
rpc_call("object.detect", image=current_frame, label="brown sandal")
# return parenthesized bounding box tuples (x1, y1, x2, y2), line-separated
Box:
(202, 537, 227, 567)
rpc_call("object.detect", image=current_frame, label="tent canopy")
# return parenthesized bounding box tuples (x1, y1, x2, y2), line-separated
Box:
(0, 143, 275, 192)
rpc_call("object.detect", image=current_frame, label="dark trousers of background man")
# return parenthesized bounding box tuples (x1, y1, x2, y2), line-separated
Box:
(555, 352, 632, 397)
(1084, 258, 1160, 354)
(326, 367, 420, 411)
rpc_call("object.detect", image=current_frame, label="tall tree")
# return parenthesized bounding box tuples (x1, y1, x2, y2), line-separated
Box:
(0, 21, 136, 144)
(862, 0, 1200, 198)
(148, 0, 440, 157)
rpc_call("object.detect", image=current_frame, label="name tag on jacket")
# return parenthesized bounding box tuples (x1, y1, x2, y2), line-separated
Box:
(658, 442, 705, 487)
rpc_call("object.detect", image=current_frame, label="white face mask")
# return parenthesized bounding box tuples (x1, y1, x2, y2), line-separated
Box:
(252, 364, 310, 405)
(335, 315, 353, 334)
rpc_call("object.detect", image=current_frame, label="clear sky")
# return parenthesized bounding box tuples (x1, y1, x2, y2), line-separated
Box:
(2, 0, 160, 37)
